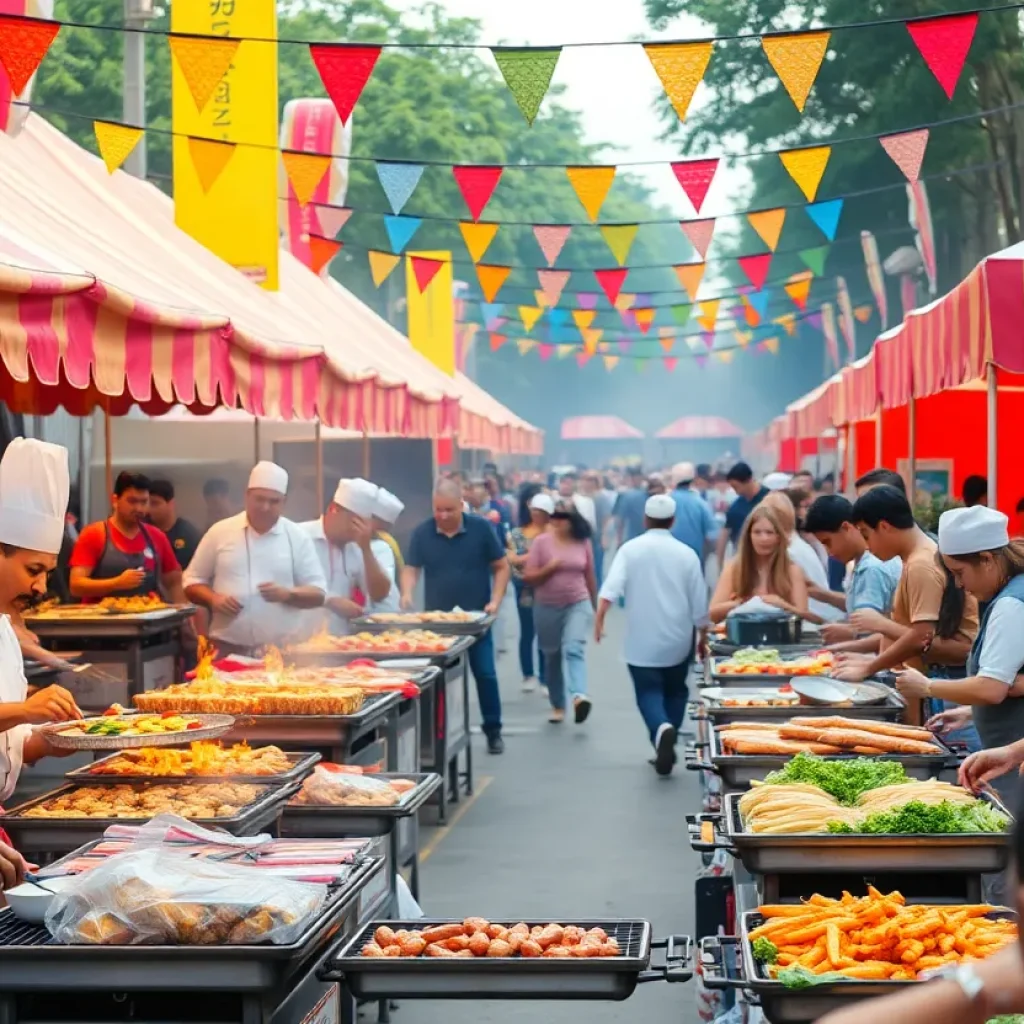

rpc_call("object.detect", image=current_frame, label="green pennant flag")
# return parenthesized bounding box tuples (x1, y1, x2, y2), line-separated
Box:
(671, 303, 692, 327)
(799, 246, 829, 276)
(636, 358, 649, 373)
(492, 47, 561, 125)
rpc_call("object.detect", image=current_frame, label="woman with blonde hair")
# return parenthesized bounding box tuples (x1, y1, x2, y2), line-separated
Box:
(709, 505, 809, 623)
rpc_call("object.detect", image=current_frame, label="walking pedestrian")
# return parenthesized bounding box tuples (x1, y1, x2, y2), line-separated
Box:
(668, 462, 718, 566)
(523, 500, 597, 725)
(507, 487, 550, 693)
(714, 461, 769, 568)
(595, 494, 710, 776)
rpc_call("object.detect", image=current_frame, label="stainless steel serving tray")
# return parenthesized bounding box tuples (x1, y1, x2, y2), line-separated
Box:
(65, 750, 322, 787)
(41, 713, 236, 751)
(286, 638, 472, 666)
(696, 686, 904, 726)
(349, 614, 495, 637)
(282, 773, 442, 837)
(706, 656, 832, 687)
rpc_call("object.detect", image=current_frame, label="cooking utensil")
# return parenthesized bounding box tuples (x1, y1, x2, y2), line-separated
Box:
(725, 614, 803, 647)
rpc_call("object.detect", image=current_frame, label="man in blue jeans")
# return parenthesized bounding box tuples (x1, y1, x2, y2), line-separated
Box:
(401, 478, 511, 754)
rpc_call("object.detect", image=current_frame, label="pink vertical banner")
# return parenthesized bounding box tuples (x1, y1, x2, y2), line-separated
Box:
(821, 302, 840, 369)
(908, 182, 937, 296)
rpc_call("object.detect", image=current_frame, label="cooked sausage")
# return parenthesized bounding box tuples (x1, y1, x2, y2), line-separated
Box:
(421, 923, 466, 944)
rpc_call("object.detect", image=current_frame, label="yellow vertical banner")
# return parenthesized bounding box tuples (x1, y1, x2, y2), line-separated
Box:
(171, 0, 279, 290)
(405, 251, 455, 375)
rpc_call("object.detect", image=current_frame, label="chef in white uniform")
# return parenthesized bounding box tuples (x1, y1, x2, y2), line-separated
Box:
(300, 479, 391, 635)
(369, 488, 403, 614)
(183, 462, 327, 653)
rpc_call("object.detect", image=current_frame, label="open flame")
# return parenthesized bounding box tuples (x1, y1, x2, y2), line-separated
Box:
(195, 636, 215, 682)
(264, 645, 285, 682)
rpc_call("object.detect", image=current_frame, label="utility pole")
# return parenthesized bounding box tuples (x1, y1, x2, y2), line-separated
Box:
(123, 0, 157, 179)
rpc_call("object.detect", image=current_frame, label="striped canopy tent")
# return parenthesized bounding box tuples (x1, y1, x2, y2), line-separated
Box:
(561, 416, 644, 440)
(655, 416, 744, 440)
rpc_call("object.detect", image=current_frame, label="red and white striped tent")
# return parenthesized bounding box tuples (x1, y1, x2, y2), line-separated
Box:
(561, 416, 644, 440)
(655, 416, 743, 440)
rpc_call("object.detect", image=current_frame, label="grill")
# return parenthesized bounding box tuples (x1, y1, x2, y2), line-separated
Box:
(65, 751, 323, 787)
(0, 914, 55, 947)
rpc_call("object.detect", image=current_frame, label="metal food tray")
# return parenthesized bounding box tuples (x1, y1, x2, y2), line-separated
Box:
(65, 750, 323, 787)
(349, 614, 495, 637)
(282, 773, 443, 837)
(323, 919, 674, 1000)
(706, 656, 832, 687)
(41, 713, 235, 751)
(695, 686, 904, 726)
(285, 636, 473, 666)
(0, 856, 383, 992)
(0, 780, 300, 854)
(709, 639, 823, 657)
(687, 791, 1012, 875)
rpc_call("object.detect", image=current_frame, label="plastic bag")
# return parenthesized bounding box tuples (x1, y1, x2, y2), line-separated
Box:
(728, 597, 788, 618)
(293, 766, 412, 807)
(46, 847, 326, 945)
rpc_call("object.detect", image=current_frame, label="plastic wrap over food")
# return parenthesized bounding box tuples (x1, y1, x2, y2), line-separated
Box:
(293, 766, 414, 807)
(45, 848, 327, 945)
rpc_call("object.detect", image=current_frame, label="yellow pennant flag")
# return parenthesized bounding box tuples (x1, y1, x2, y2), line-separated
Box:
(779, 146, 831, 202)
(634, 308, 656, 333)
(734, 330, 753, 348)
(168, 35, 241, 113)
(714, 349, 734, 364)
(747, 208, 787, 252)
(762, 336, 780, 355)
(368, 250, 401, 287)
(517, 339, 537, 356)
(566, 166, 616, 222)
(581, 327, 603, 354)
(602, 355, 620, 371)
(761, 32, 830, 112)
(534, 289, 551, 310)
(475, 263, 510, 303)
(600, 224, 639, 266)
(519, 306, 544, 332)
(93, 121, 143, 175)
(614, 292, 636, 313)
(459, 221, 499, 263)
(282, 151, 331, 207)
(644, 42, 713, 122)
(698, 299, 720, 331)
(187, 137, 236, 193)
(774, 312, 798, 336)
(674, 262, 705, 301)
(572, 309, 596, 331)
(556, 344, 575, 359)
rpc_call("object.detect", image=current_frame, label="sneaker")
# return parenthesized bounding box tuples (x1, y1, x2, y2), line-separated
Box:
(548, 708, 565, 724)
(522, 677, 537, 693)
(653, 723, 677, 776)
(573, 696, 592, 724)
(487, 734, 505, 755)
(539, 685, 549, 698)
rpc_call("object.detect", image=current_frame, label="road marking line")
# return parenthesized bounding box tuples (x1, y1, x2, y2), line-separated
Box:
(419, 775, 493, 864)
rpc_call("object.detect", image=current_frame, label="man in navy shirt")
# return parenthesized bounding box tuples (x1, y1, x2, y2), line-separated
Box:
(715, 461, 769, 567)
(401, 478, 510, 754)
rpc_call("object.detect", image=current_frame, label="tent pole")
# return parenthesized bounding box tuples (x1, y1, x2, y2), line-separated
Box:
(253, 418, 261, 466)
(987, 364, 998, 508)
(874, 409, 883, 467)
(362, 429, 371, 479)
(103, 405, 113, 502)
(315, 418, 324, 511)
(845, 423, 856, 495)
(907, 396, 917, 502)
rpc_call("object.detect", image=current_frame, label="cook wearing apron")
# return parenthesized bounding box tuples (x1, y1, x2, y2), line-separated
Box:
(91, 521, 163, 598)
(369, 486, 404, 614)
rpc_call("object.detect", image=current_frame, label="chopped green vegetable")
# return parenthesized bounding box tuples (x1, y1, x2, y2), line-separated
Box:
(827, 799, 1009, 835)
(987, 1017, 1024, 1024)
(764, 752, 909, 805)
(776, 965, 856, 989)
(752, 938, 778, 964)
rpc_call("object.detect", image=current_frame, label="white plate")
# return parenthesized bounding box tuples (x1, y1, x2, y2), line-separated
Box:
(5, 876, 78, 924)
(789, 677, 857, 704)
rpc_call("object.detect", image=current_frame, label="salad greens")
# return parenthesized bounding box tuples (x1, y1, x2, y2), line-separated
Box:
(764, 752, 909, 805)
(827, 800, 1010, 835)
(776, 965, 855, 989)
(751, 937, 778, 964)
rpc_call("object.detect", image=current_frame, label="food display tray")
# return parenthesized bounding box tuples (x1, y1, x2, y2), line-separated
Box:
(282, 773, 443, 837)
(695, 686, 904, 726)
(349, 614, 495, 637)
(41, 714, 236, 751)
(286, 636, 473, 666)
(0, 855, 383, 993)
(706, 657, 832, 687)
(686, 791, 1012, 875)
(323, 919, 674, 999)
(64, 750, 323, 787)
(0, 780, 301, 854)
(709, 639, 823, 658)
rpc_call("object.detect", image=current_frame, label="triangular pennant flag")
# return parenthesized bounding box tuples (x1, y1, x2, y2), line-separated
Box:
(785, 271, 813, 310)
(714, 350, 734, 364)
(673, 263, 705, 302)
(805, 199, 843, 241)
(698, 299, 720, 331)
(658, 328, 674, 353)
(411, 255, 444, 293)
(635, 359, 648, 374)
(880, 129, 929, 183)
(671, 304, 691, 327)
(556, 343, 575, 360)
(696, 354, 708, 368)
(600, 224, 639, 266)
(734, 330, 754, 348)
(188, 137, 236, 192)
(581, 328, 603, 355)
(906, 12, 978, 100)
(760, 336, 780, 355)
(774, 312, 797, 336)
(517, 339, 538, 356)
(309, 44, 381, 124)
(761, 32, 830, 112)
(576, 351, 592, 368)
(375, 162, 424, 215)
(168, 35, 240, 113)
(452, 166, 503, 221)
(747, 208, 786, 251)
(807, 311, 824, 330)
(308, 236, 342, 275)
(534, 289, 550, 310)
(779, 146, 831, 202)
(533, 225, 571, 266)
(603, 355, 620, 371)
(538, 343, 554, 362)
(854, 304, 874, 323)
(634, 308, 656, 334)
(670, 158, 719, 213)
(0, 14, 60, 95)
(519, 306, 544, 332)
(481, 303, 504, 328)
(282, 151, 332, 207)
(489, 333, 507, 352)
(664, 357, 679, 371)
(537, 269, 570, 306)
(318, 205, 353, 238)
(475, 264, 511, 303)
(614, 293, 635, 313)
(685, 334, 702, 352)
(547, 307, 568, 329)
(492, 47, 561, 125)
(368, 250, 401, 287)
(643, 42, 713, 121)
(572, 310, 595, 331)
(594, 267, 629, 305)
(459, 221, 499, 263)
(799, 246, 829, 277)
(738, 253, 772, 291)
(567, 166, 616, 222)
(701, 331, 716, 351)
(577, 292, 599, 310)
(743, 298, 761, 328)
(93, 120, 143, 175)
(383, 214, 422, 253)
(748, 290, 771, 322)
(681, 219, 715, 259)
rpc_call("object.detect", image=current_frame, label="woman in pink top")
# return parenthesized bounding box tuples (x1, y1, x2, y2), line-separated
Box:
(523, 500, 598, 724)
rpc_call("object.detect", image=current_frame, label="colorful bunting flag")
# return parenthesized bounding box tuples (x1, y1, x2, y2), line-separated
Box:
(600, 224, 639, 266)
(799, 246, 829, 276)
(664, 357, 679, 371)
(517, 339, 538, 356)
(533, 225, 571, 266)
(734, 330, 754, 348)
(567, 166, 616, 222)
(538, 343, 554, 361)
(681, 219, 716, 259)
(714, 350, 734, 364)
(410, 255, 444, 292)
(556, 343, 575, 359)
(492, 47, 561, 125)
(742, 297, 761, 328)
(696, 355, 708, 368)
(854, 304, 874, 323)
(761, 31, 830, 112)
(779, 146, 831, 202)
(861, 231, 887, 329)
(594, 267, 629, 305)
(673, 263, 705, 302)
(880, 128, 929, 182)
(748, 289, 771, 323)
(519, 306, 543, 332)
(701, 332, 716, 351)
(634, 308, 656, 334)
(738, 253, 772, 291)
(906, 12, 978, 100)
(309, 44, 381, 124)
(644, 42, 713, 122)
(0, 14, 60, 95)
(837, 276, 856, 359)
(308, 236, 342, 275)
(618, 339, 633, 356)
(375, 162, 424, 215)
(458, 221, 499, 263)
(774, 312, 797, 336)
(187, 137, 236, 193)
(481, 302, 505, 328)
(807, 311, 824, 330)
(747, 208, 786, 252)
(685, 334, 703, 352)
(805, 199, 843, 241)
(759, 337, 780, 355)
(93, 120, 143, 175)
(577, 293, 599, 310)
(282, 151, 332, 207)
(475, 263, 511, 303)
(169, 35, 241, 114)
(576, 351, 592, 368)
(572, 310, 595, 331)
(383, 214, 422, 253)
(603, 355, 620, 371)
(581, 327, 603, 354)
(670, 158, 719, 213)
(533, 289, 550, 310)
(490, 333, 507, 351)
(537, 269, 570, 306)
(614, 292, 635, 313)
(698, 299, 720, 331)
(671, 304, 692, 327)
(368, 250, 401, 286)
(452, 166, 503, 221)
(659, 328, 675, 353)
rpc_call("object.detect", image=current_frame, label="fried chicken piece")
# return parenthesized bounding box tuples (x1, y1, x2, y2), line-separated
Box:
(519, 939, 543, 958)
(467, 932, 491, 957)
(463, 917, 490, 935)
(486, 939, 513, 957)
(374, 926, 397, 947)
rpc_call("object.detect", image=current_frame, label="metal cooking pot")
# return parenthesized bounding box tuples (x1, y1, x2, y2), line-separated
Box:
(724, 613, 802, 647)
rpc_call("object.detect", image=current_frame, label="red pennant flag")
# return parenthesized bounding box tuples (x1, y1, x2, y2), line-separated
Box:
(664, 357, 679, 372)
(452, 166, 503, 221)
(670, 158, 719, 214)
(594, 268, 629, 305)
(906, 12, 978, 100)
(309, 44, 382, 124)
(738, 253, 772, 291)
(0, 14, 59, 95)
(411, 255, 444, 293)
(308, 236, 342, 275)
(489, 333, 507, 352)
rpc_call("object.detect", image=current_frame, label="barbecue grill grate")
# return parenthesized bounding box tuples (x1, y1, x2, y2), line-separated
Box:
(0, 911, 54, 947)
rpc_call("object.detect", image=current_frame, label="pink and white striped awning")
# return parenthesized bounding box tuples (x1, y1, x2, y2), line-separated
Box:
(655, 416, 744, 440)
(561, 416, 644, 441)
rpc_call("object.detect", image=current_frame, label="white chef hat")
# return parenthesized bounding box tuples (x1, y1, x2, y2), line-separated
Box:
(0, 438, 70, 554)
(645, 494, 676, 521)
(530, 493, 555, 515)
(938, 505, 1010, 556)
(248, 461, 288, 495)
(333, 478, 379, 518)
(373, 487, 405, 524)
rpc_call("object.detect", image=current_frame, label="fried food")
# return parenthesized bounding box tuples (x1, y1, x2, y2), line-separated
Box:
(717, 650, 834, 677)
(87, 742, 291, 778)
(18, 783, 264, 819)
(718, 716, 941, 757)
(134, 678, 365, 716)
(364, 612, 481, 624)
(56, 714, 207, 739)
(99, 594, 168, 613)
(290, 767, 416, 807)
(291, 629, 456, 653)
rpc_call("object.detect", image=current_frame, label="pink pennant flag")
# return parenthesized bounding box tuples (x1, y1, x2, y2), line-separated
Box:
(681, 219, 716, 259)
(618, 339, 632, 356)
(702, 330, 716, 350)
(537, 269, 570, 305)
(670, 159, 719, 214)
(738, 253, 772, 291)
(452, 166, 503, 221)
(538, 343, 554, 361)
(576, 351, 591, 368)
(533, 225, 572, 266)
(906, 12, 978, 100)
(664, 356, 679, 372)
(880, 129, 929, 182)
(696, 354, 708, 368)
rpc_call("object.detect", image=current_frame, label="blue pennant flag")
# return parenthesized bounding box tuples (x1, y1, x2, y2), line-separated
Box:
(481, 302, 504, 329)
(547, 308, 568, 328)
(748, 288, 771, 321)
(384, 215, 422, 254)
(805, 199, 843, 241)
(376, 162, 425, 215)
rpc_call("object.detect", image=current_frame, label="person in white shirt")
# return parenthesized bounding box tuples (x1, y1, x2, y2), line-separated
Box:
(595, 494, 710, 776)
(299, 479, 392, 634)
(183, 461, 327, 654)
(368, 487, 403, 614)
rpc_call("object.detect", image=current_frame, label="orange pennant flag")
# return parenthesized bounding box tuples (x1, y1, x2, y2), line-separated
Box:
(743, 297, 761, 328)
(581, 328, 603, 355)
(188, 137, 236, 193)
(634, 308, 656, 334)
(519, 306, 543, 332)
(93, 121, 143, 174)
(533, 289, 551, 310)
(761, 32, 830, 112)
(761, 336, 780, 355)
(674, 262, 705, 301)
(168, 34, 241, 113)
(459, 221, 499, 263)
(774, 312, 797, 336)
(658, 327, 675, 354)
(517, 339, 537, 356)
(784, 271, 813, 310)
(854, 304, 874, 323)
(309, 236, 342, 275)
(566, 166, 616, 221)
(572, 309, 596, 331)
(0, 14, 59, 95)
(779, 146, 831, 202)
(368, 250, 401, 287)
(747, 208, 787, 252)
(644, 42, 713, 122)
(698, 299, 720, 331)
(602, 355, 620, 371)
(475, 263, 510, 303)
(489, 333, 508, 352)
(282, 151, 332, 207)
(734, 330, 753, 348)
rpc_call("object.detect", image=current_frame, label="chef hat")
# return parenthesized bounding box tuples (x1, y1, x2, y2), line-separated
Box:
(248, 461, 288, 495)
(373, 487, 405, 524)
(0, 438, 70, 554)
(645, 494, 676, 521)
(938, 505, 1010, 556)
(333, 478, 379, 518)
(764, 472, 793, 491)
